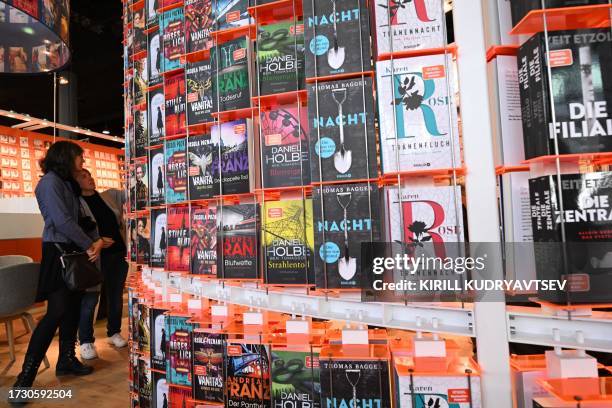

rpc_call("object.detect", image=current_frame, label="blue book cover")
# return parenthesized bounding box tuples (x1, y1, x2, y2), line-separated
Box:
(160, 7, 185, 72)
(165, 138, 187, 204)
(165, 315, 193, 387)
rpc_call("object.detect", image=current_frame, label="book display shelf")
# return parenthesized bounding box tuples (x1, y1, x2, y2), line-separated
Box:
(122, 0, 612, 407)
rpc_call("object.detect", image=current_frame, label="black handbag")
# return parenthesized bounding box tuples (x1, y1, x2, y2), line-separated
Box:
(55, 243, 103, 291)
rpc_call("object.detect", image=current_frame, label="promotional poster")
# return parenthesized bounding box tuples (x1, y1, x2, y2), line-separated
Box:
(225, 343, 271, 408)
(160, 8, 185, 73)
(150, 208, 168, 269)
(192, 331, 226, 403)
(260, 105, 310, 188)
(164, 72, 187, 137)
(257, 21, 305, 95)
(319, 358, 391, 408)
(149, 87, 166, 145)
(376, 54, 460, 173)
(152, 371, 169, 408)
(262, 199, 315, 285)
(187, 132, 220, 200)
(215, 36, 252, 112)
(166, 315, 193, 387)
(186, 57, 217, 126)
(213, 119, 253, 195)
(185, 0, 214, 53)
(166, 205, 190, 272)
(148, 28, 163, 87)
(190, 205, 217, 276)
(214, 0, 251, 31)
(308, 77, 377, 183)
(217, 203, 259, 280)
(149, 146, 166, 206)
(271, 349, 321, 408)
(149, 306, 170, 372)
(165, 138, 188, 204)
(313, 183, 381, 289)
(134, 109, 149, 159)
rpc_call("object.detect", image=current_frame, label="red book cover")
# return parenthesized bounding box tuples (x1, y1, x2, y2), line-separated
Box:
(169, 385, 194, 408)
(166, 206, 190, 272)
(162, 0, 184, 8)
(12, 0, 38, 17)
(164, 72, 186, 137)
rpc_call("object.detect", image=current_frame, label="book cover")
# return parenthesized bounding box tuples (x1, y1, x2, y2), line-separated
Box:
(376, 54, 461, 174)
(262, 199, 314, 285)
(138, 357, 152, 408)
(169, 385, 193, 408)
(257, 21, 305, 95)
(134, 162, 150, 210)
(186, 57, 217, 126)
(187, 132, 220, 200)
(129, 218, 138, 262)
(137, 216, 152, 265)
(150, 305, 169, 372)
(214, 36, 252, 112)
(303, 0, 371, 78)
(135, 109, 149, 159)
(308, 77, 377, 183)
(226, 343, 271, 408)
(214, 0, 251, 31)
(166, 205, 190, 272)
(312, 183, 381, 289)
(134, 57, 148, 107)
(166, 315, 193, 386)
(134, 8, 147, 55)
(192, 331, 226, 403)
(148, 28, 163, 87)
(137, 303, 151, 353)
(149, 87, 166, 145)
(271, 349, 320, 407)
(260, 105, 310, 188)
(319, 359, 391, 408)
(153, 371, 169, 408)
(185, 0, 214, 53)
(190, 205, 217, 276)
(165, 138, 188, 203)
(217, 203, 259, 280)
(146, 0, 158, 27)
(149, 146, 166, 206)
(160, 7, 185, 73)
(165, 72, 187, 137)
(213, 119, 253, 195)
(373, 0, 445, 55)
(529, 172, 612, 303)
(150, 208, 168, 268)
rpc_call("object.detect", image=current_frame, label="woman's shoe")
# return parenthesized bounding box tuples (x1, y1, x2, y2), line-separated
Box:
(9, 354, 42, 405)
(56, 340, 94, 376)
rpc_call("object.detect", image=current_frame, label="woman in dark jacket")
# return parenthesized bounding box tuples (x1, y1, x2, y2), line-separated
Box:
(12, 141, 104, 390)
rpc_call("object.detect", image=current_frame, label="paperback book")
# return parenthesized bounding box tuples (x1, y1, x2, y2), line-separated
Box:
(134, 162, 149, 210)
(146, 0, 158, 27)
(376, 54, 461, 173)
(185, 0, 214, 53)
(319, 358, 391, 408)
(134, 109, 149, 159)
(138, 357, 152, 408)
(166, 315, 193, 386)
(517, 28, 612, 159)
(262, 199, 314, 285)
(373, 0, 445, 55)
(217, 203, 259, 280)
(212, 119, 255, 195)
(149, 146, 166, 206)
(166, 205, 190, 272)
(137, 216, 152, 265)
(186, 57, 217, 126)
(160, 7, 185, 73)
(133, 8, 147, 55)
(165, 138, 188, 204)
(149, 87, 165, 145)
(303, 0, 371, 78)
(137, 303, 151, 353)
(260, 105, 310, 188)
(192, 331, 226, 403)
(169, 385, 192, 408)
(152, 371, 169, 408)
(150, 305, 170, 371)
(312, 183, 381, 289)
(529, 171, 612, 303)
(190, 205, 217, 276)
(187, 132, 220, 200)
(150, 208, 168, 268)
(257, 21, 305, 95)
(148, 28, 163, 87)
(214, 36, 252, 112)
(308, 77, 377, 183)
(164, 72, 187, 137)
(271, 349, 320, 408)
(129, 218, 138, 262)
(225, 343, 271, 408)
(134, 57, 148, 107)
(214, 0, 251, 31)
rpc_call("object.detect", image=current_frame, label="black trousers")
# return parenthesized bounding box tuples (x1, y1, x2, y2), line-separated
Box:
(25, 287, 83, 360)
(102, 251, 129, 337)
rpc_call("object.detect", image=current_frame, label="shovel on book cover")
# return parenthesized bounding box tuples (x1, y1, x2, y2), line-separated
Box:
(327, 0, 346, 70)
(337, 192, 357, 281)
(332, 88, 351, 174)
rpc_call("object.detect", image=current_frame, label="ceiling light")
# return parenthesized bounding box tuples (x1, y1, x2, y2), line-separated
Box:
(102, 130, 110, 135)
(59, 77, 69, 85)
(22, 27, 35, 35)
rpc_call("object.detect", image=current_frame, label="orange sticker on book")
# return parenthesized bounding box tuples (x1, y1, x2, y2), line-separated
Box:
(562, 273, 590, 292)
(227, 345, 242, 356)
(549, 49, 573, 67)
(449, 389, 471, 403)
(266, 133, 281, 146)
(422, 65, 445, 79)
(226, 10, 240, 22)
(233, 48, 246, 61)
(234, 124, 246, 134)
(268, 207, 283, 218)
(194, 366, 207, 376)
(291, 24, 304, 35)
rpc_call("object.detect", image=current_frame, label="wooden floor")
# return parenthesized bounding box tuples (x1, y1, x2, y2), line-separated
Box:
(0, 310, 130, 407)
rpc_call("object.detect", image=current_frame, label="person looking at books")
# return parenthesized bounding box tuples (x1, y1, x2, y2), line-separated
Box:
(74, 169, 129, 360)
(13, 142, 104, 391)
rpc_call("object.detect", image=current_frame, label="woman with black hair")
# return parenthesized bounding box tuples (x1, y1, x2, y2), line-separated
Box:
(12, 141, 104, 391)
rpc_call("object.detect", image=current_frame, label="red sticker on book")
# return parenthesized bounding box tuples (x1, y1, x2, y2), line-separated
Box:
(562, 273, 590, 292)
(449, 389, 471, 403)
(290, 24, 304, 35)
(266, 133, 281, 146)
(227, 345, 242, 356)
(305, 356, 320, 369)
(194, 366, 207, 375)
(549, 49, 573, 67)
(233, 48, 246, 61)
(268, 207, 283, 218)
(226, 10, 240, 22)
(187, 92, 199, 103)
(422, 65, 445, 79)
(234, 124, 246, 135)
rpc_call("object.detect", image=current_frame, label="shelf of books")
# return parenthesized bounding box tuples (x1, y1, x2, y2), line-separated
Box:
(122, 0, 612, 407)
